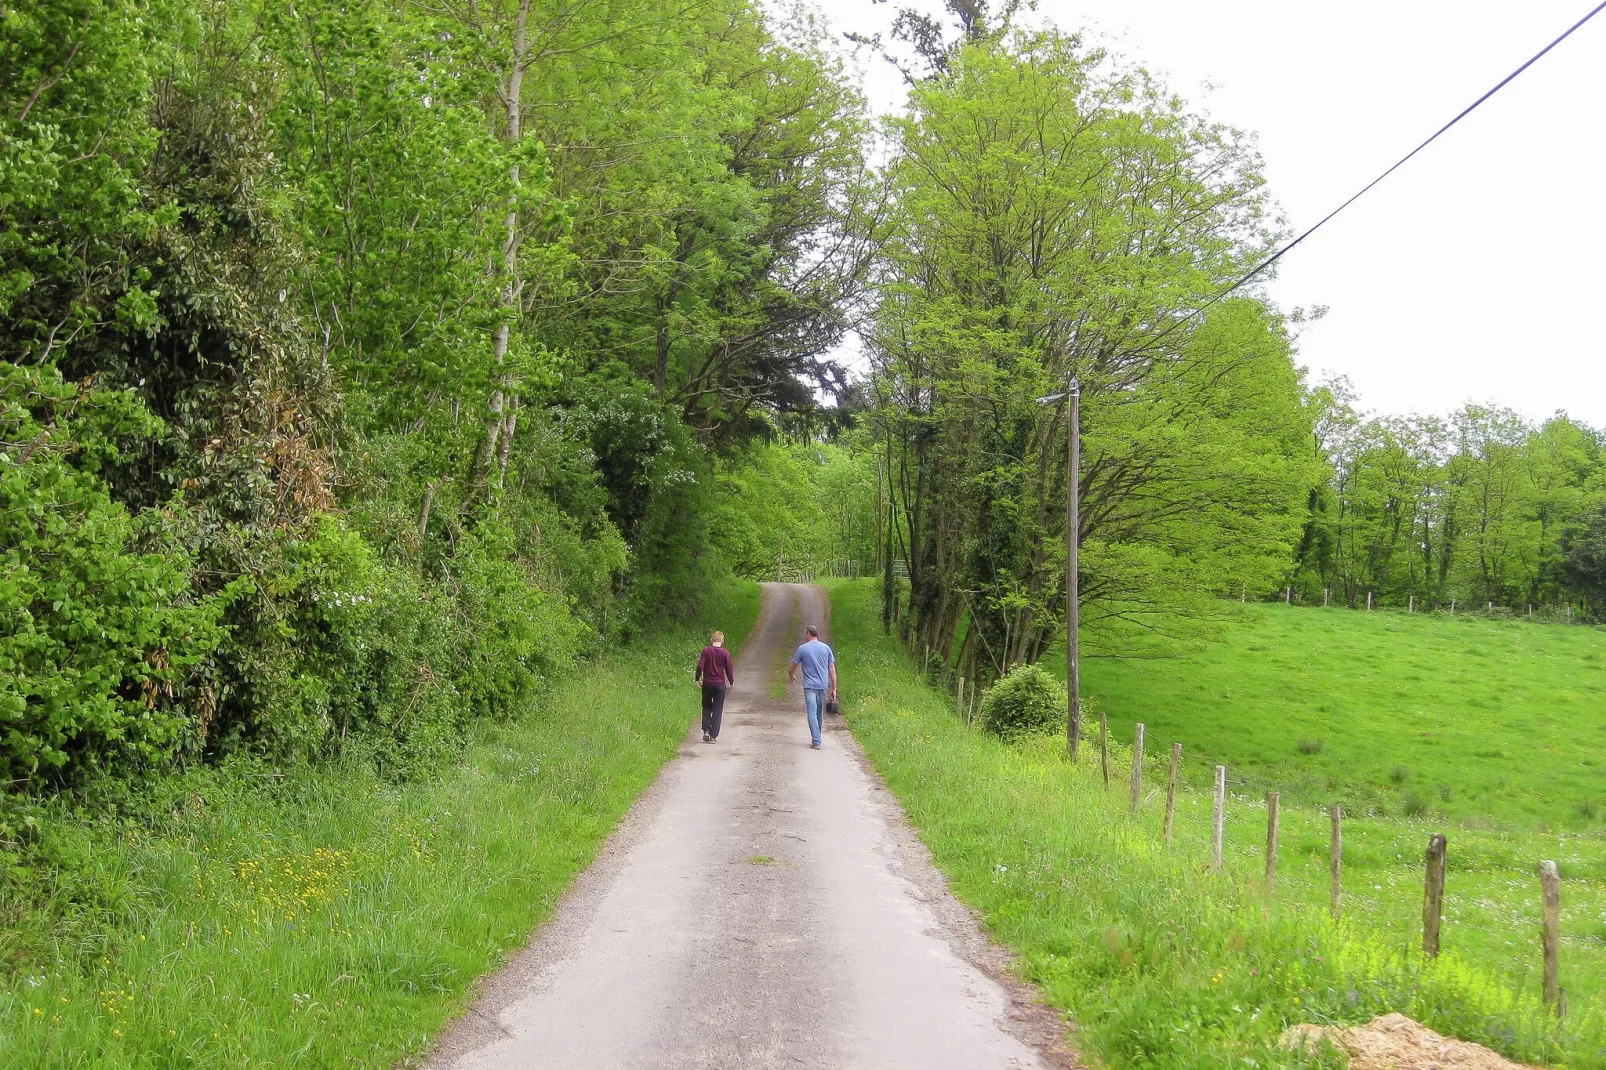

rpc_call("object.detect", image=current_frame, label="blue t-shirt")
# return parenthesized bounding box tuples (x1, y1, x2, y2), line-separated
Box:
(792, 640, 835, 691)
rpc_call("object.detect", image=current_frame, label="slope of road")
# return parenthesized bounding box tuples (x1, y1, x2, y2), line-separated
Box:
(424, 583, 1073, 1069)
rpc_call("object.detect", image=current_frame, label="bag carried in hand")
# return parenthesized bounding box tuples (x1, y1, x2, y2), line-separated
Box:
(825, 699, 840, 715)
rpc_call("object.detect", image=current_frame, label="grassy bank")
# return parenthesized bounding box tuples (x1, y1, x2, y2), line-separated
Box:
(1071, 602, 1606, 831)
(829, 579, 1605, 1068)
(0, 581, 759, 1068)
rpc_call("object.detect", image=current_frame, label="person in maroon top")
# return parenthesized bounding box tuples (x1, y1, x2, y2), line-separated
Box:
(694, 631, 735, 743)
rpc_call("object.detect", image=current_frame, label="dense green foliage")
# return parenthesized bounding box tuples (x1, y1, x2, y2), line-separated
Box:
(978, 663, 1064, 740)
(0, 581, 759, 1066)
(1, 0, 864, 794)
(0, 364, 229, 780)
(705, 441, 879, 578)
(829, 579, 1606, 1068)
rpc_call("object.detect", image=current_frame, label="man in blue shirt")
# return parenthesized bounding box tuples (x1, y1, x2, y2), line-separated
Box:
(788, 625, 838, 750)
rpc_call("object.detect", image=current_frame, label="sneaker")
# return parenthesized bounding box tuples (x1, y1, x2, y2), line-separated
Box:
(702, 732, 711, 743)
(810, 741, 821, 750)
(708, 736, 718, 744)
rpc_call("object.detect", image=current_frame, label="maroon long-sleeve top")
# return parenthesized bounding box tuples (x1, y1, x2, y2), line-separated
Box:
(695, 645, 735, 687)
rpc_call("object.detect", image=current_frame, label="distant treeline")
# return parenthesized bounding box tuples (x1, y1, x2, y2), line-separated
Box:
(1294, 386, 1606, 615)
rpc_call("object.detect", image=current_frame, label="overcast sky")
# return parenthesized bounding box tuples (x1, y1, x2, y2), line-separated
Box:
(808, 0, 1606, 426)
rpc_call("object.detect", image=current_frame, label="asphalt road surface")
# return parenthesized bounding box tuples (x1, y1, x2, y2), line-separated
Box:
(425, 583, 1070, 1070)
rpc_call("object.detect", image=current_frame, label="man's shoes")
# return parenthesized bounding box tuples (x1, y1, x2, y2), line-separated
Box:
(810, 741, 821, 750)
(702, 732, 711, 743)
(708, 736, 718, 744)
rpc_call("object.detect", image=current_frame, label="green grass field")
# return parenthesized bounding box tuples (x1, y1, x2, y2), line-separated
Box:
(0, 581, 759, 1069)
(1075, 603, 1606, 831)
(831, 580, 1606, 1068)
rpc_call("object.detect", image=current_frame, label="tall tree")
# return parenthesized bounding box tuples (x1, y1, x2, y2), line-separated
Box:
(867, 31, 1312, 679)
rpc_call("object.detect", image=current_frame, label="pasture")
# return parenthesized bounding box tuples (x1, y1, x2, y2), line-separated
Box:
(1079, 603, 1606, 831)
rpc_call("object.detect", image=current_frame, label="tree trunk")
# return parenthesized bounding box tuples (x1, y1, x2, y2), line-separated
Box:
(474, 0, 529, 502)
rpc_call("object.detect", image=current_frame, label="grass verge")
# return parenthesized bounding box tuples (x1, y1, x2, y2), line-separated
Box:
(0, 580, 759, 1068)
(829, 579, 1605, 1068)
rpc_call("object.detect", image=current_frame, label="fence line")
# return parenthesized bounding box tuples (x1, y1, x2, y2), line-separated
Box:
(907, 640, 1569, 1011)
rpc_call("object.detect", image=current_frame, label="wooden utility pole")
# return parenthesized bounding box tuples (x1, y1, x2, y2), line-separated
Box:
(1033, 375, 1081, 757)
(1067, 381, 1081, 759)
(1423, 834, 1447, 958)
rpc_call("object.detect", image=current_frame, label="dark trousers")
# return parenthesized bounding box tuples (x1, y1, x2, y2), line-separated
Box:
(701, 683, 727, 738)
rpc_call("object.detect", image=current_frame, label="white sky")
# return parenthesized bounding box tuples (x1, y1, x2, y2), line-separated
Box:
(809, 0, 1606, 426)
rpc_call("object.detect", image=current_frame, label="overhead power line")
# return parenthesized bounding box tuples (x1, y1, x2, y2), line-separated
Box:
(1178, 0, 1606, 329)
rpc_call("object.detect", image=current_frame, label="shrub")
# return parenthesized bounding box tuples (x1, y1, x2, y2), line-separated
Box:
(447, 522, 583, 723)
(980, 664, 1067, 740)
(1297, 738, 1323, 755)
(207, 517, 585, 778)
(0, 366, 230, 784)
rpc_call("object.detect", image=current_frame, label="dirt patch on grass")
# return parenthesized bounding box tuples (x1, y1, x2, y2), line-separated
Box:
(1284, 1013, 1538, 1069)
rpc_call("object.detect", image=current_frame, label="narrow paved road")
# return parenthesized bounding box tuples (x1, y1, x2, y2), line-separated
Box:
(426, 583, 1067, 1070)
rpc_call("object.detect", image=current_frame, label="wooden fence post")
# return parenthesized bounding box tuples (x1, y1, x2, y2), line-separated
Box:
(1129, 723, 1145, 812)
(1367, 591, 1373, 611)
(1164, 744, 1181, 843)
(1324, 587, 1330, 607)
(1265, 791, 1281, 892)
(1450, 599, 1456, 615)
(1423, 834, 1447, 958)
(1540, 859, 1563, 1015)
(1329, 805, 1343, 919)
(1099, 712, 1109, 791)
(1211, 765, 1227, 871)
(1284, 587, 1291, 604)
(1409, 595, 1414, 614)
(956, 676, 966, 722)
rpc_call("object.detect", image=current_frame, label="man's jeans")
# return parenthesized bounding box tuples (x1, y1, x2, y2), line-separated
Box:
(804, 688, 827, 746)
